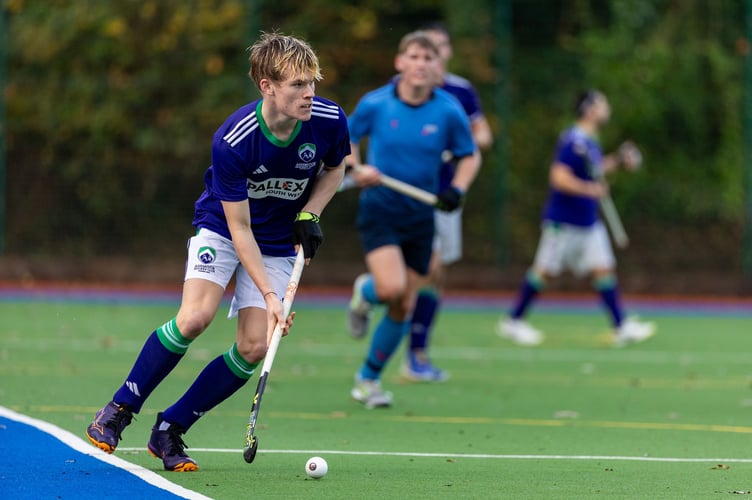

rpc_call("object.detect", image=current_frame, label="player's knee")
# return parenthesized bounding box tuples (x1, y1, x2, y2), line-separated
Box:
(236, 339, 267, 364)
(175, 309, 213, 338)
(375, 282, 406, 304)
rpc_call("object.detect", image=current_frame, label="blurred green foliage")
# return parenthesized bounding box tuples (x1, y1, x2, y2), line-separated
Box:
(3, 0, 747, 275)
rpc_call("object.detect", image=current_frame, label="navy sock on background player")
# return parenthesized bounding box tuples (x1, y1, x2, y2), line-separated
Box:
(510, 271, 545, 320)
(594, 274, 624, 327)
(409, 288, 440, 351)
(113, 318, 192, 412)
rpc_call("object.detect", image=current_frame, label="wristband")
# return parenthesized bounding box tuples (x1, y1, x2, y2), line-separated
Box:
(295, 212, 320, 223)
(263, 291, 277, 299)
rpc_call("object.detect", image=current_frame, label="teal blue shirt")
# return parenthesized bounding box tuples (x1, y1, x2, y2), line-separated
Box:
(349, 82, 476, 221)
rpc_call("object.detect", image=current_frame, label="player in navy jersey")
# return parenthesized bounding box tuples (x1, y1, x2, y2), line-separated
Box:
(402, 23, 494, 382)
(345, 31, 480, 407)
(499, 90, 654, 346)
(86, 33, 349, 471)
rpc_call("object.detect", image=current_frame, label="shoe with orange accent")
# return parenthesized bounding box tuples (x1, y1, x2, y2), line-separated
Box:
(147, 413, 199, 472)
(86, 401, 133, 453)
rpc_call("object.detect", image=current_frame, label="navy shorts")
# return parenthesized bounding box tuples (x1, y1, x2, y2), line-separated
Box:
(357, 211, 434, 276)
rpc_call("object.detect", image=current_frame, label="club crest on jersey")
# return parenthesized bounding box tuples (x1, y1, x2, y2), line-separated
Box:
(247, 177, 310, 200)
(298, 143, 316, 162)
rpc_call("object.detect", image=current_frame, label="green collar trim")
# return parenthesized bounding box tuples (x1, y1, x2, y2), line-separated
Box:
(256, 100, 302, 147)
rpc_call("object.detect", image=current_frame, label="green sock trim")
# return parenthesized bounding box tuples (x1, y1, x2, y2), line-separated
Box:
(155, 318, 192, 354)
(593, 274, 617, 291)
(526, 270, 546, 291)
(223, 343, 259, 380)
(417, 286, 439, 299)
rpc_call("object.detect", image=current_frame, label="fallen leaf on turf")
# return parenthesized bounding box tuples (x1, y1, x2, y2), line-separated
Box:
(711, 464, 730, 470)
(446, 459, 456, 463)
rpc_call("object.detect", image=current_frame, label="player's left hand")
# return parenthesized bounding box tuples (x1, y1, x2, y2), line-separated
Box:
(293, 212, 324, 261)
(436, 186, 465, 212)
(619, 141, 643, 171)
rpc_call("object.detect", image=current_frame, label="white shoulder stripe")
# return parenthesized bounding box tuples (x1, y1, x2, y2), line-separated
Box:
(225, 119, 258, 145)
(311, 111, 339, 120)
(313, 101, 340, 111)
(223, 112, 256, 142)
(228, 123, 259, 147)
(311, 109, 339, 117)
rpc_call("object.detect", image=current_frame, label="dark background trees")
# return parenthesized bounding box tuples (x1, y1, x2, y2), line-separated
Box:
(3, 0, 748, 291)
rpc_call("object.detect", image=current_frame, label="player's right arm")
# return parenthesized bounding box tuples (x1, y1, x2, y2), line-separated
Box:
(471, 117, 493, 151)
(343, 95, 382, 188)
(221, 199, 288, 337)
(345, 143, 381, 187)
(212, 126, 289, 338)
(549, 162, 607, 199)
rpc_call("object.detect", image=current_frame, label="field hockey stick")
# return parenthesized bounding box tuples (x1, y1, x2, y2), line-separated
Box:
(379, 174, 439, 206)
(600, 194, 629, 249)
(243, 247, 306, 464)
(346, 165, 439, 206)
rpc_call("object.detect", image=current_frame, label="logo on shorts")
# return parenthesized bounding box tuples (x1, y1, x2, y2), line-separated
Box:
(197, 246, 216, 264)
(298, 143, 316, 162)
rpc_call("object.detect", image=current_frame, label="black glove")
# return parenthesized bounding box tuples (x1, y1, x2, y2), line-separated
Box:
(293, 212, 324, 259)
(436, 186, 464, 212)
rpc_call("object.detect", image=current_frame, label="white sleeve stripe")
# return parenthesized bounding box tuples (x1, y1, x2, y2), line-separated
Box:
(224, 119, 258, 145)
(313, 101, 340, 111)
(228, 123, 259, 147)
(311, 111, 339, 120)
(223, 112, 257, 142)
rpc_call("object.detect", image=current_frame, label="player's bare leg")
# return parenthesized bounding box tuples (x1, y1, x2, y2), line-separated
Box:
(86, 279, 223, 455)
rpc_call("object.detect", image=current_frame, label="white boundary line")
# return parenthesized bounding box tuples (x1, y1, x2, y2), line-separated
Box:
(0, 406, 212, 500)
(120, 447, 752, 464)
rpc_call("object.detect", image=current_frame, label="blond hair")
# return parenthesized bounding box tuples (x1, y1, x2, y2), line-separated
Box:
(397, 30, 439, 56)
(248, 32, 322, 88)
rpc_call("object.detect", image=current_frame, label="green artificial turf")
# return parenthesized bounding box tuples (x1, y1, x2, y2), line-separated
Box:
(2, 299, 752, 498)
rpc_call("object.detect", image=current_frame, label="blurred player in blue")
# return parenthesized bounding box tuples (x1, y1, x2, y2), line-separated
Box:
(499, 90, 655, 346)
(86, 33, 349, 470)
(402, 23, 493, 382)
(346, 31, 481, 407)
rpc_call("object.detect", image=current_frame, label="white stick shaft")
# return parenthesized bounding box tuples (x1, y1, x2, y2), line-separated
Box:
(379, 174, 438, 206)
(600, 195, 629, 248)
(259, 248, 305, 375)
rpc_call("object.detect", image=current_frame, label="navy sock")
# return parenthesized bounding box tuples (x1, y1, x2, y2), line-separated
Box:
(360, 315, 409, 380)
(409, 288, 440, 351)
(594, 275, 624, 328)
(113, 318, 191, 413)
(510, 271, 545, 319)
(162, 343, 257, 431)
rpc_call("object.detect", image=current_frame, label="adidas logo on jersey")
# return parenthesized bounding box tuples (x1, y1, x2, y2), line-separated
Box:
(252, 165, 269, 175)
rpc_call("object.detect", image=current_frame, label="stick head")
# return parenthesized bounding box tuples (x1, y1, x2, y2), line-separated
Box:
(243, 437, 259, 463)
(619, 141, 642, 171)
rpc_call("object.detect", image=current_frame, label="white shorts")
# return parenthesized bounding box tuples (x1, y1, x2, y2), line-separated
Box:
(433, 208, 463, 265)
(532, 221, 615, 277)
(184, 228, 295, 318)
